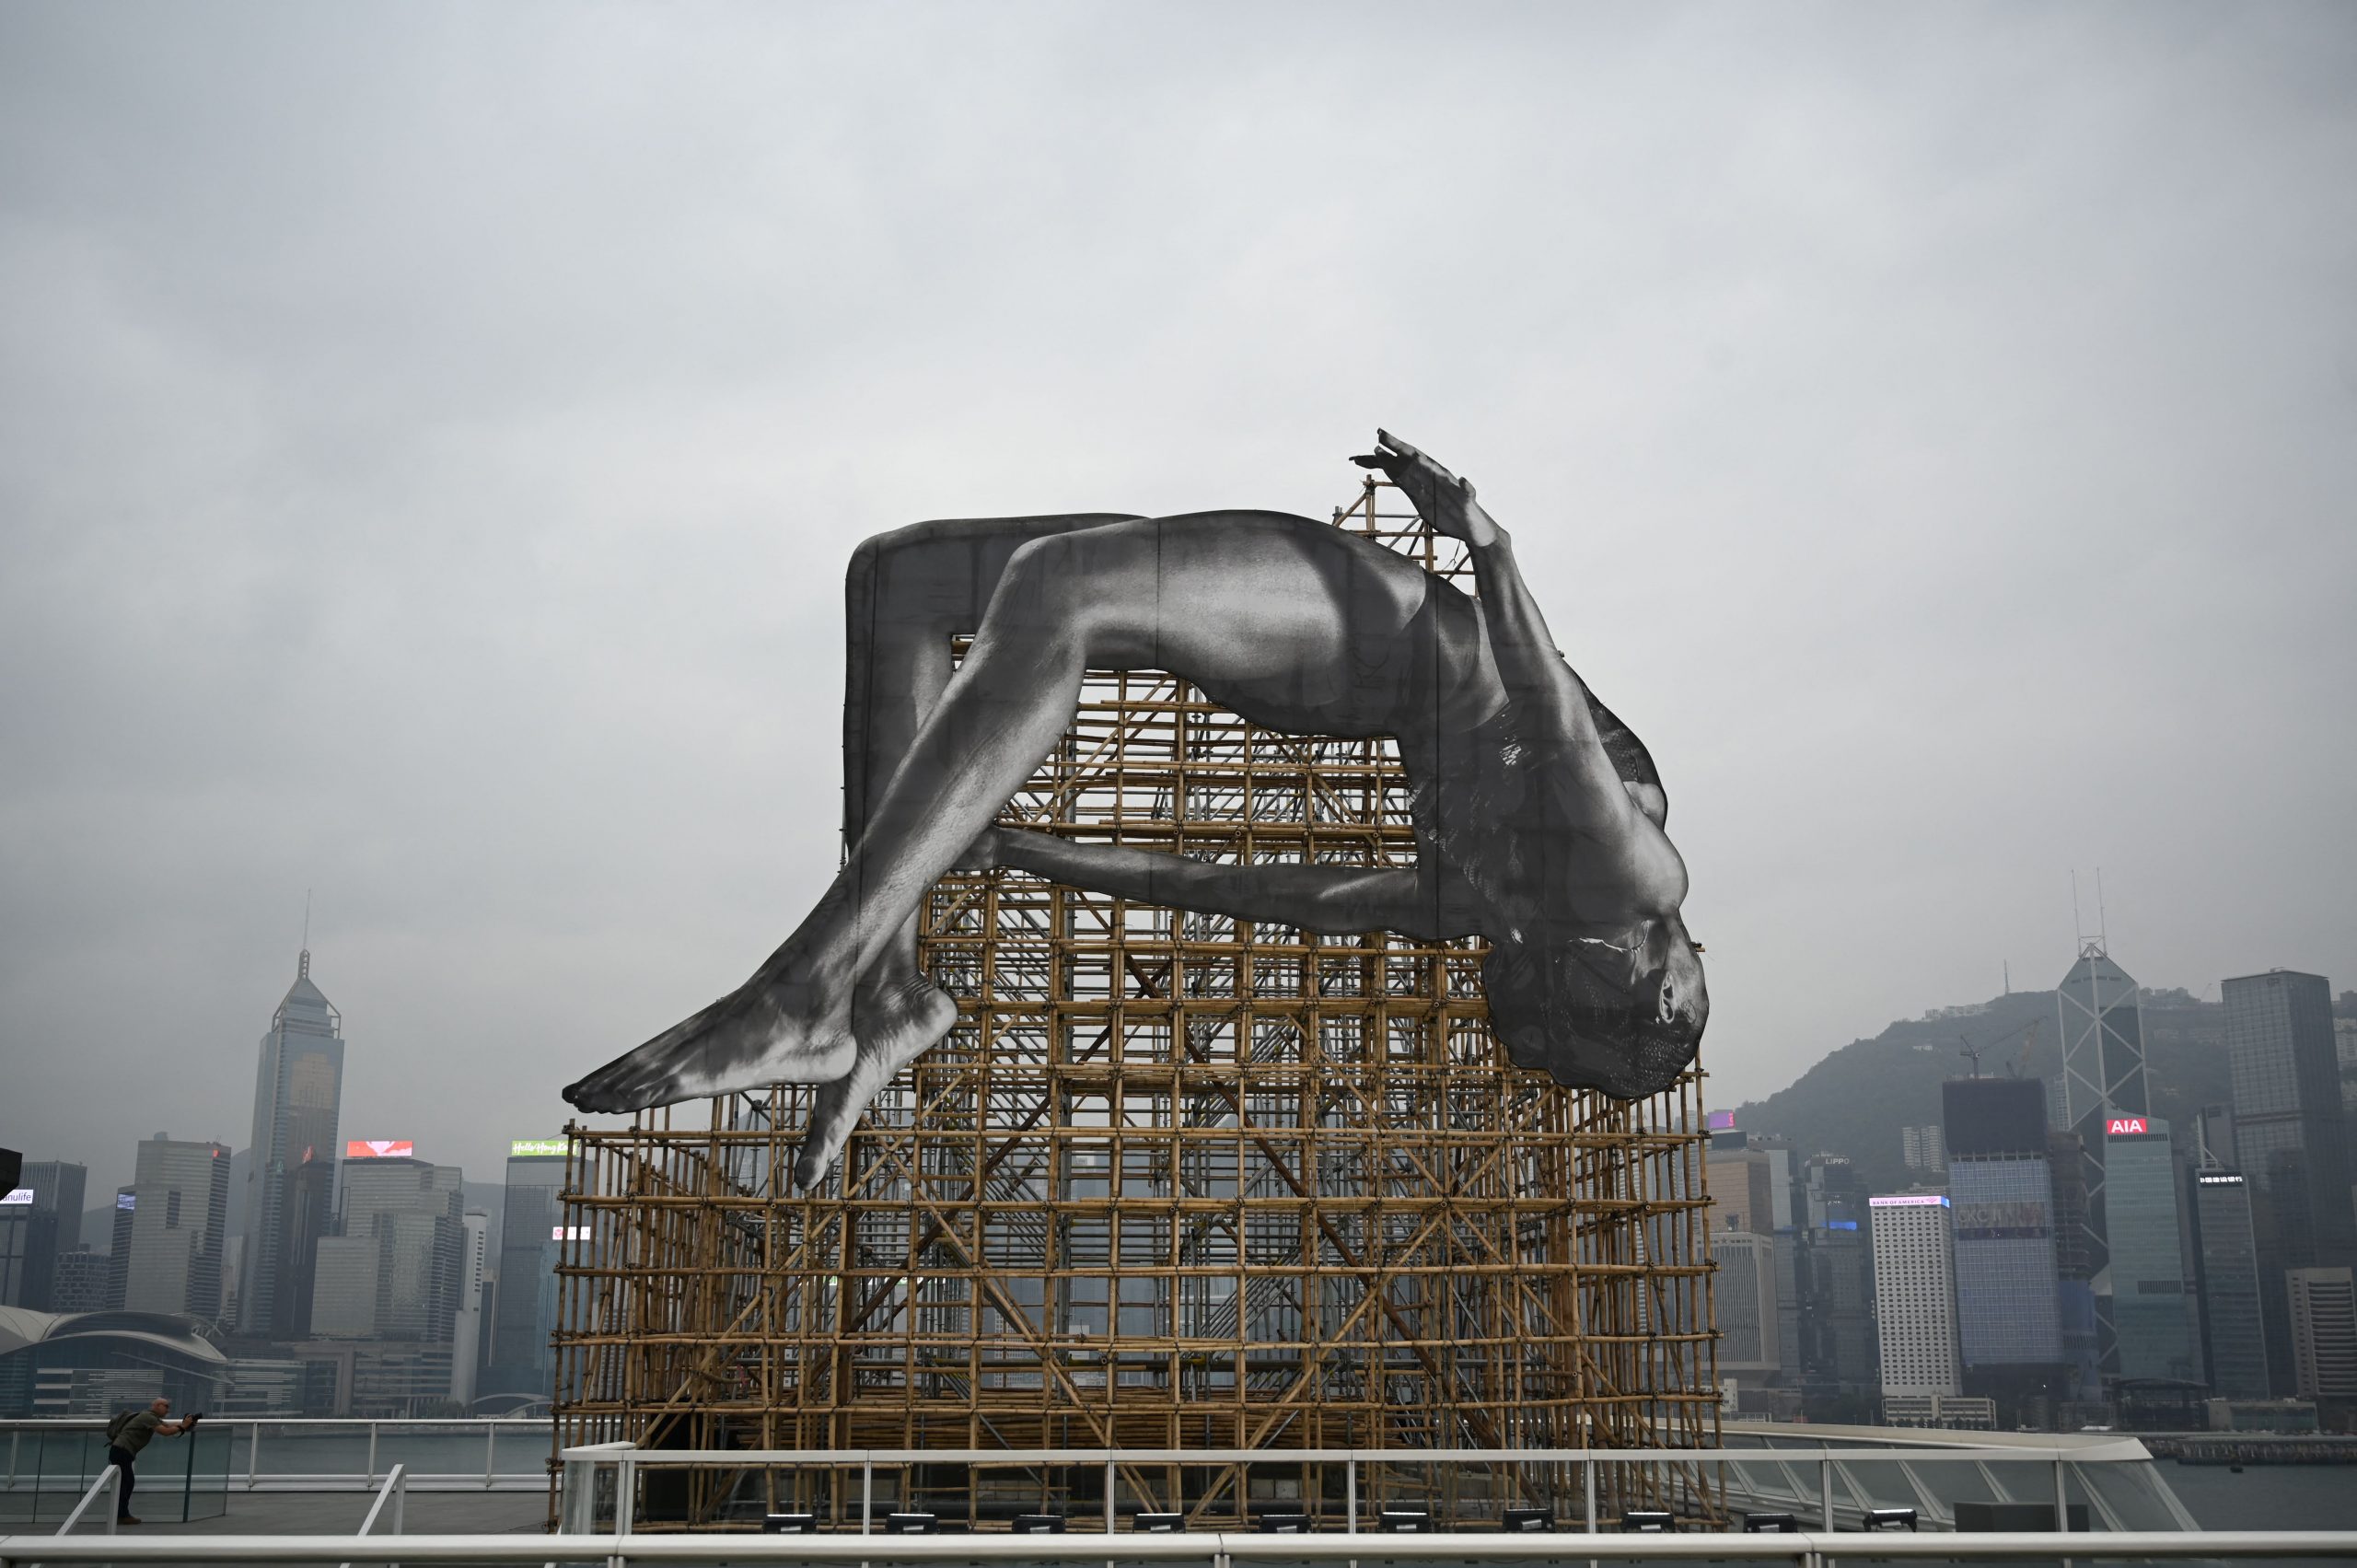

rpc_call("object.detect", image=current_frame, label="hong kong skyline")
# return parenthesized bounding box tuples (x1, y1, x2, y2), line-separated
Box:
(5, 3, 2354, 1201)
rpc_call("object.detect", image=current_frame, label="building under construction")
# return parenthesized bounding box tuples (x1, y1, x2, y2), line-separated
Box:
(552, 479, 1720, 1529)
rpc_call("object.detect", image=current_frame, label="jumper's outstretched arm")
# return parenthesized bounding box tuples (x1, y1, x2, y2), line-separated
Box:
(1353, 432, 1639, 838)
(983, 828, 1440, 939)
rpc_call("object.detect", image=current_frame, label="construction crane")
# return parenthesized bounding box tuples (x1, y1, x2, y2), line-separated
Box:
(1957, 1016, 2043, 1080)
(2008, 1017, 2042, 1078)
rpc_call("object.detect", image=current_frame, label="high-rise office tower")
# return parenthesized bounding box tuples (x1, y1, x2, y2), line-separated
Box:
(1799, 1154, 1865, 1230)
(1872, 1194, 1961, 1398)
(1901, 1124, 1947, 1175)
(1942, 1078, 2064, 1410)
(278, 1152, 336, 1337)
(488, 1140, 571, 1397)
(2189, 1164, 2271, 1399)
(449, 1211, 490, 1408)
(2056, 941, 2151, 1376)
(50, 1249, 110, 1314)
(2285, 1267, 2356, 1400)
(2102, 1118, 2200, 1382)
(313, 1154, 465, 1342)
(0, 1161, 86, 1309)
(1773, 1155, 1876, 1417)
(2046, 1129, 2099, 1396)
(1705, 1128, 1794, 1237)
(118, 1135, 231, 1318)
(1712, 1229, 1780, 1380)
(238, 948, 346, 1337)
(2223, 970, 2357, 1394)
(104, 1188, 134, 1308)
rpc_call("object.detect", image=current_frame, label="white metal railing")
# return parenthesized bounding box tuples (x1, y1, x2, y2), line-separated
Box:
(47, 1469, 117, 1538)
(338, 1464, 407, 1568)
(3, 1527, 2357, 1563)
(554, 1439, 2185, 1537)
(0, 1419, 543, 1493)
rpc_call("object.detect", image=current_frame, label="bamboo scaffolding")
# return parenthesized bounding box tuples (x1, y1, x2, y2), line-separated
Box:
(552, 481, 1721, 1530)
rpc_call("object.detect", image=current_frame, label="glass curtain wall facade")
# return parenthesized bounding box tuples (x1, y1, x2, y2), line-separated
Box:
(1945, 1078, 2065, 1418)
(238, 949, 346, 1337)
(2190, 1168, 2272, 1399)
(488, 1146, 569, 1398)
(2223, 970, 2357, 1395)
(120, 1135, 231, 1318)
(2057, 943, 2150, 1378)
(0, 1162, 85, 1310)
(2104, 1121, 2200, 1383)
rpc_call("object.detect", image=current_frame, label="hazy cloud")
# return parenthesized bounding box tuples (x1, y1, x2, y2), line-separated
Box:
(5, 1, 2352, 1196)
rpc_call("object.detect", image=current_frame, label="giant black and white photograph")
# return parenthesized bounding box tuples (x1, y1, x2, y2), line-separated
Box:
(2, 0, 2354, 1551)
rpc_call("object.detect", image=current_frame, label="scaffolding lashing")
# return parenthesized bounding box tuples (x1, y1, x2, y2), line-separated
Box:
(553, 481, 1721, 1530)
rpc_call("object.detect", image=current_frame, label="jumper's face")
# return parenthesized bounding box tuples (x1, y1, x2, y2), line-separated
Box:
(1647, 915, 1708, 1037)
(1482, 914, 1707, 1098)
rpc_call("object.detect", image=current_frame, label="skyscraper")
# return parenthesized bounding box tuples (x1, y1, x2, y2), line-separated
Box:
(2189, 1166, 2271, 1400)
(449, 1211, 490, 1408)
(1872, 1194, 1961, 1399)
(488, 1140, 571, 1398)
(104, 1188, 134, 1309)
(334, 1155, 465, 1340)
(2047, 1128, 2100, 1397)
(2056, 941, 2150, 1376)
(1942, 1078, 2064, 1411)
(2223, 970, 2357, 1394)
(0, 1161, 86, 1310)
(50, 1249, 109, 1314)
(1712, 1229, 1780, 1380)
(238, 948, 346, 1337)
(2285, 1267, 2356, 1400)
(1775, 1155, 1876, 1418)
(1706, 1128, 1794, 1235)
(2102, 1119, 2200, 1383)
(118, 1135, 232, 1319)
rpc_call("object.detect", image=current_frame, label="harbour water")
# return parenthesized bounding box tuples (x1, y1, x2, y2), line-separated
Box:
(2156, 1460, 2357, 1530)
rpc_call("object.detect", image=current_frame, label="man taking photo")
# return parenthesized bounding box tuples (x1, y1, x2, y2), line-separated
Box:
(103, 1396, 200, 1525)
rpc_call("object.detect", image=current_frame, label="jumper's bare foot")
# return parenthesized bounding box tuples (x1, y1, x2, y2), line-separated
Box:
(563, 964, 856, 1113)
(1351, 429, 1494, 546)
(791, 971, 958, 1190)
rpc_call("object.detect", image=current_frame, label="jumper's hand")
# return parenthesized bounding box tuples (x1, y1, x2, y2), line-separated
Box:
(1351, 429, 1492, 544)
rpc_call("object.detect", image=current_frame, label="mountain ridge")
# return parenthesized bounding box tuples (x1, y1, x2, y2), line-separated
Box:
(1725, 981, 2235, 1197)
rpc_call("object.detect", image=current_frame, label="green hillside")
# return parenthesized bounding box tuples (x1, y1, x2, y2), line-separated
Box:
(1726, 986, 2234, 1195)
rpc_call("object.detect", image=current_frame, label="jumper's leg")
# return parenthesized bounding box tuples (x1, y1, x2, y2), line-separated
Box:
(567, 512, 1441, 1170)
(562, 515, 1137, 1120)
(814, 516, 1142, 1182)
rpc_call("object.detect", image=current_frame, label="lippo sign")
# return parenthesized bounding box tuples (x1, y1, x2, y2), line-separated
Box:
(344, 1139, 414, 1159)
(2105, 1117, 2150, 1136)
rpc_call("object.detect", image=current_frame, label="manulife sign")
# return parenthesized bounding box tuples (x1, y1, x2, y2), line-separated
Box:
(510, 1138, 572, 1157)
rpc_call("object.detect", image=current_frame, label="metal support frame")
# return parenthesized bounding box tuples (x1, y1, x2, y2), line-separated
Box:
(342, 1463, 409, 1568)
(547, 478, 1721, 1533)
(52, 1466, 119, 1537)
(6, 1527, 2357, 1564)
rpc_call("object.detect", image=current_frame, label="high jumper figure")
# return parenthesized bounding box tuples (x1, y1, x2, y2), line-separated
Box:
(566, 433, 1707, 1187)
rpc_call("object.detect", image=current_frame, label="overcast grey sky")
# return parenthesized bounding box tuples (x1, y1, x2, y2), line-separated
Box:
(5, 2, 2352, 1202)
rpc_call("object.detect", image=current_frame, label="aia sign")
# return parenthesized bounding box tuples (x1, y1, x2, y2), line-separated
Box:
(2105, 1117, 2149, 1136)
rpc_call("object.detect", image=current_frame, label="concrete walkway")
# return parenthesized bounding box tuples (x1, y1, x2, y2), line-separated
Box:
(118, 1488, 548, 1534)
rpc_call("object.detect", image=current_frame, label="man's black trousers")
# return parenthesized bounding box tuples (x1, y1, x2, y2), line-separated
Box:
(106, 1446, 135, 1517)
